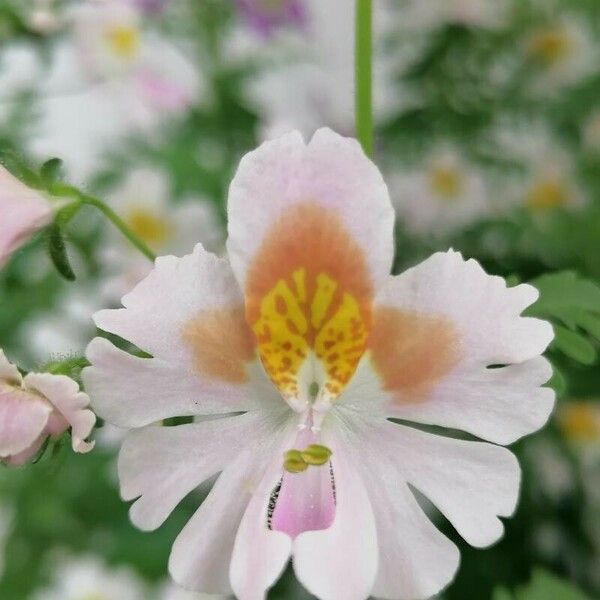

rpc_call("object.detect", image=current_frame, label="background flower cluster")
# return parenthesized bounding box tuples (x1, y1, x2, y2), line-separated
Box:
(0, 0, 599, 598)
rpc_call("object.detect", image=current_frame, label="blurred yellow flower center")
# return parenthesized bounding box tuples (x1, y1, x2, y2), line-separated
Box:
(429, 165, 463, 199)
(558, 403, 600, 442)
(528, 28, 572, 65)
(124, 207, 172, 246)
(526, 177, 570, 210)
(105, 25, 140, 59)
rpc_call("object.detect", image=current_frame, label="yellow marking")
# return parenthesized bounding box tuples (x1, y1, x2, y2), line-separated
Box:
(311, 273, 337, 329)
(251, 270, 368, 401)
(105, 25, 140, 60)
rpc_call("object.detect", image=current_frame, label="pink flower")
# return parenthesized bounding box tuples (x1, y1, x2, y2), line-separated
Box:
(84, 129, 554, 599)
(0, 349, 95, 465)
(0, 166, 53, 269)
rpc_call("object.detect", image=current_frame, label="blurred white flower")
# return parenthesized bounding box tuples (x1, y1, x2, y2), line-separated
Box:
(32, 555, 148, 600)
(101, 167, 224, 302)
(159, 580, 230, 600)
(238, 0, 407, 138)
(582, 110, 600, 154)
(389, 148, 491, 237)
(399, 0, 508, 30)
(522, 16, 597, 95)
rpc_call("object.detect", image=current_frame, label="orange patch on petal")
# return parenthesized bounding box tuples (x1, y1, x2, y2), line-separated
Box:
(182, 307, 256, 384)
(246, 202, 373, 399)
(368, 306, 461, 402)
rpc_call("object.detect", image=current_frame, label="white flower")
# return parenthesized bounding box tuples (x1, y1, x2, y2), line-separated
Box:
(522, 16, 597, 96)
(0, 349, 95, 465)
(388, 148, 492, 237)
(100, 167, 223, 302)
(582, 110, 600, 154)
(32, 555, 148, 600)
(159, 580, 230, 600)
(84, 129, 554, 599)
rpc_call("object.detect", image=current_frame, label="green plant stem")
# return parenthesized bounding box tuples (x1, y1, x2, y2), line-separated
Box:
(81, 194, 156, 262)
(355, 0, 373, 157)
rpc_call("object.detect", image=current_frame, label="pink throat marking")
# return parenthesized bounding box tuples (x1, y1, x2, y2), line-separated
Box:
(269, 415, 336, 538)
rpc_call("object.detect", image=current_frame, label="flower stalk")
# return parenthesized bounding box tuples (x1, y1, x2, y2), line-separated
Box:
(355, 0, 373, 157)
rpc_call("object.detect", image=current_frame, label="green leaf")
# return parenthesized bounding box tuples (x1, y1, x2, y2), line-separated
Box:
(46, 223, 76, 282)
(552, 325, 596, 365)
(40, 157, 63, 183)
(493, 570, 592, 600)
(492, 588, 514, 600)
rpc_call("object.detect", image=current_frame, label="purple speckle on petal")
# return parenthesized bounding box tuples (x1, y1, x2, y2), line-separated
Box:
(236, 0, 307, 38)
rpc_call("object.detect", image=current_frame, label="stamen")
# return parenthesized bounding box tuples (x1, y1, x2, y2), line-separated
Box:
(301, 444, 332, 466)
(283, 449, 308, 473)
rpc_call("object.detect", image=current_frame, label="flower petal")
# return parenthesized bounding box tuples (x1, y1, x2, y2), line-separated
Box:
(352, 417, 520, 548)
(0, 166, 52, 268)
(227, 128, 394, 292)
(0, 349, 23, 384)
(94, 244, 256, 383)
(24, 372, 95, 453)
(365, 250, 554, 444)
(83, 337, 258, 427)
(170, 421, 295, 596)
(119, 411, 286, 531)
(292, 431, 378, 600)
(0, 388, 50, 458)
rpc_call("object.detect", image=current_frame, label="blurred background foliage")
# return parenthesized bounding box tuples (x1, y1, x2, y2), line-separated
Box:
(0, 0, 599, 598)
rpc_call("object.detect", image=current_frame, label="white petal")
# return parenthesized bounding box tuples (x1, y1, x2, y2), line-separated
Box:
(119, 411, 286, 531)
(23, 372, 95, 453)
(93, 245, 245, 370)
(83, 337, 252, 427)
(352, 416, 520, 548)
(292, 430, 378, 600)
(347, 419, 460, 600)
(170, 420, 295, 595)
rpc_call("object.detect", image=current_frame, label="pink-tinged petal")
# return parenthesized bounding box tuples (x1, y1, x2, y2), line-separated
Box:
(353, 417, 520, 548)
(93, 245, 257, 384)
(271, 423, 335, 539)
(83, 337, 259, 427)
(4, 433, 46, 466)
(23, 372, 95, 453)
(0, 387, 51, 458)
(170, 421, 296, 595)
(292, 432, 378, 600)
(363, 250, 554, 444)
(227, 128, 394, 294)
(119, 411, 286, 531)
(0, 349, 23, 384)
(0, 166, 52, 268)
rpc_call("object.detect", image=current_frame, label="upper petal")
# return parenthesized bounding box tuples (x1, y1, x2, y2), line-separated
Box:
(23, 372, 95, 453)
(0, 166, 53, 267)
(292, 428, 378, 600)
(363, 250, 555, 444)
(227, 129, 394, 405)
(0, 349, 23, 384)
(227, 128, 394, 292)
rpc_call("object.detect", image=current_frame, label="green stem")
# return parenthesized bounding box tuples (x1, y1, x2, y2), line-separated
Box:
(81, 194, 156, 262)
(355, 0, 373, 157)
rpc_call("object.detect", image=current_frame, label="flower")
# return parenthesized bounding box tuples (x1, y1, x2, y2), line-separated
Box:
(84, 129, 554, 599)
(100, 167, 223, 302)
(0, 349, 95, 465)
(159, 580, 229, 600)
(236, 0, 307, 37)
(0, 166, 53, 269)
(388, 148, 492, 237)
(557, 401, 600, 444)
(31, 555, 148, 600)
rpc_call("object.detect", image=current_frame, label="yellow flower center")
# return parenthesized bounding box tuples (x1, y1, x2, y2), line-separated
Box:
(429, 165, 463, 199)
(526, 177, 570, 210)
(558, 403, 600, 442)
(528, 27, 573, 65)
(124, 207, 172, 246)
(105, 25, 140, 60)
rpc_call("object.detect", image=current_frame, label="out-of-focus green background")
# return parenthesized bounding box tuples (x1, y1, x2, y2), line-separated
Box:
(0, 1, 599, 598)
